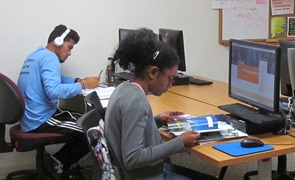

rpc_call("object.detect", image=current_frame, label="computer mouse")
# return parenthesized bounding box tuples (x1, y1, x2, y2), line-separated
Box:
(240, 138, 264, 148)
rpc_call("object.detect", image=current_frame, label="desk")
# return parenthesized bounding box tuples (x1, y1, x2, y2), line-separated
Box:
(149, 82, 295, 180)
(147, 92, 226, 115)
(168, 76, 237, 107)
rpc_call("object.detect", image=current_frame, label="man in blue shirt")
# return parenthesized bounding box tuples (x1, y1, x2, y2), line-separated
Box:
(17, 24, 100, 176)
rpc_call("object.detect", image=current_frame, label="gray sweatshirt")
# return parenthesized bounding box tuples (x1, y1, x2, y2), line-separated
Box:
(105, 81, 184, 180)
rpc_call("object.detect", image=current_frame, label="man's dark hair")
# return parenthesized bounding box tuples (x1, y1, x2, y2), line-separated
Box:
(48, 24, 80, 44)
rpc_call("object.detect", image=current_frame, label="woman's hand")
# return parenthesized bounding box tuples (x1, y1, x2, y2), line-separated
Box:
(180, 131, 200, 147)
(158, 110, 184, 122)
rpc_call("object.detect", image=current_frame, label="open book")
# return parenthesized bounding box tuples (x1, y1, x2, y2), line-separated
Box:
(166, 114, 248, 144)
(167, 114, 220, 135)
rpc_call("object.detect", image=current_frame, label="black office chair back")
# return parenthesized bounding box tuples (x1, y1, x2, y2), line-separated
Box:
(76, 109, 101, 180)
(84, 91, 106, 120)
(77, 109, 100, 132)
(0, 73, 24, 153)
(84, 91, 103, 110)
(0, 73, 24, 125)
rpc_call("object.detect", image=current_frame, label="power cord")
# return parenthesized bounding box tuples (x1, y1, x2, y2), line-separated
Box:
(287, 96, 295, 126)
(275, 96, 295, 137)
(56, 99, 84, 121)
(274, 97, 295, 135)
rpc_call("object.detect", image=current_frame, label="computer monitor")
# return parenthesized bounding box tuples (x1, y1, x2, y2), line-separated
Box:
(287, 48, 295, 97)
(118, 28, 135, 45)
(279, 40, 295, 97)
(229, 39, 281, 113)
(159, 29, 186, 72)
(119, 28, 162, 45)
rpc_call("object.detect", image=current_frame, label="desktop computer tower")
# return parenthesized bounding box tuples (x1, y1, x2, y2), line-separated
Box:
(223, 114, 284, 135)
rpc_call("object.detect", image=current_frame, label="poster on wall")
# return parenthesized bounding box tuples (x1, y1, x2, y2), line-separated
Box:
(212, 0, 229, 9)
(271, 17, 286, 38)
(271, 0, 294, 15)
(288, 17, 295, 37)
(222, 0, 269, 40)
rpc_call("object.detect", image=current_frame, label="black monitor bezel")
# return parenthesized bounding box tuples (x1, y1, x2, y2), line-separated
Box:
(228, 39, 281, 114)
(159, 28, 186, 72)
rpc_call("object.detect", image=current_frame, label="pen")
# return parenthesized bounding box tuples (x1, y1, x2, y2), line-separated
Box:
(98, 69, 103, 77)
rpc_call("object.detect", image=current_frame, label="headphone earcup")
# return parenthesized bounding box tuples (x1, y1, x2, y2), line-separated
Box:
(54, 37, 63, 46)
(53, 28, 71, 47)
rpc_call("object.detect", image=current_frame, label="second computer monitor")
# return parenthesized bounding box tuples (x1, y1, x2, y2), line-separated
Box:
(279, 40, 295, 97)
(229, 39, 281, 113)
(159, 28, 186, 72)
(287, 48, 295, 97)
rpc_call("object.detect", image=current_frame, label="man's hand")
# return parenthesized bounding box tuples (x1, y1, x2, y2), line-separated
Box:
(79, 77, 100, 89)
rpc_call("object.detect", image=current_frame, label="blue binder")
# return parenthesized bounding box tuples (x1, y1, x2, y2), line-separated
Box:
(213, 140, 274, 157)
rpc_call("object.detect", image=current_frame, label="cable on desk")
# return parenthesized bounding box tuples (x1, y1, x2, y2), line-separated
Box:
(268, 143, 295, 145)
(276, 96, 295, 135)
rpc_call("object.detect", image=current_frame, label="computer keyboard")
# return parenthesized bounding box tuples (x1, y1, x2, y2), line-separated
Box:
(189, 77, 213, 85)
(218, 103, 284, 125)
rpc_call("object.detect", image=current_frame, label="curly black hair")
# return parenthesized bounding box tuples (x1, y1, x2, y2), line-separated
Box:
(112, 28, 180, 78)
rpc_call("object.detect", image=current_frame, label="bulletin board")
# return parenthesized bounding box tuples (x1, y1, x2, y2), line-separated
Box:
(219, 0, 295, 46)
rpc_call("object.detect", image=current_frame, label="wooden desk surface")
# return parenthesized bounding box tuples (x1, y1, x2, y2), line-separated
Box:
(149, 89, 295, 169)
(159, 129, 295, 168)
(147, 92, 226, 116)
(169, 76, 238, 107)
(190, 133, 295, 167)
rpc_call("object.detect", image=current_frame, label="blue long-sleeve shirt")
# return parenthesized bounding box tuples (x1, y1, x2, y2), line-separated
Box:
(17, 46, 82, 132)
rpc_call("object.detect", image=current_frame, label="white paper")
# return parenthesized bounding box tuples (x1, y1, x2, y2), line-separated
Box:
(82, 86, 115, 99)
(82, 86, 115, 108)
(271, 0, 294, 15)
(212, 0, 230, 9)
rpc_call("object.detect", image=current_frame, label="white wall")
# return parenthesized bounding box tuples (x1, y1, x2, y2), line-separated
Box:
(0, 0, 229, 83)
(0, 0, 229, 178)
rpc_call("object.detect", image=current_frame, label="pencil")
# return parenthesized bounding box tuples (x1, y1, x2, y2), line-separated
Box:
(99, 69, 103, 77)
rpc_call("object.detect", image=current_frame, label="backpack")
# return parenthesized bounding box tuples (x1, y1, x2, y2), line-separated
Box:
(87, 121, 116, 180)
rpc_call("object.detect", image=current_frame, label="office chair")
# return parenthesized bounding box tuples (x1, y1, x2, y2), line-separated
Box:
(76, 109, 101, 180)
(83, 91, 106, 120)
(78, 91, 121, 180)
(76, 91, 108, 180)
(0, 72, 73, 179)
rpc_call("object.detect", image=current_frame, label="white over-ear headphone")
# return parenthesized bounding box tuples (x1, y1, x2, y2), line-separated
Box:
(54, 28, 71, 46)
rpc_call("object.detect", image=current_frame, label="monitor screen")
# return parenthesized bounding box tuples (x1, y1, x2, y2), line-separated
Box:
(119, 28, 162, 45)
(279, 40, 295, 97)
(159, 29, 186, 72)
(118, 28, 135, 45)
(229, 39, 281, 113)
